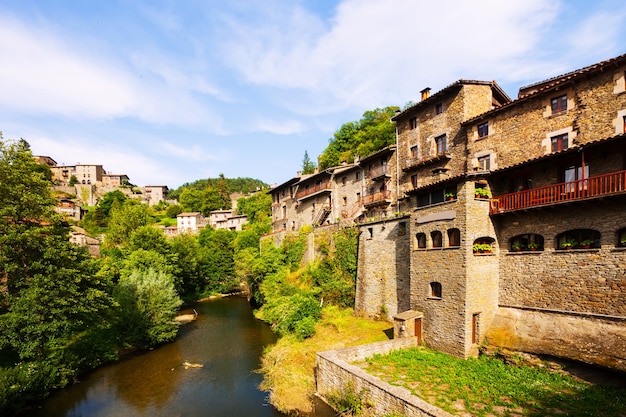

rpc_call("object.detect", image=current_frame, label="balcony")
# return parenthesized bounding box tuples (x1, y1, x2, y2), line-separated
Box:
(490, 170, 626, 214)
(402, 153, 451, 171)
(367, 165, 391, 180)
(296, 181, 331, 200)
(363, 190, 392, 208)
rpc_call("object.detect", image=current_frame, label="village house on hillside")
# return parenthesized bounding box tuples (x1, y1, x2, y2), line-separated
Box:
(266, 53, 626, 372)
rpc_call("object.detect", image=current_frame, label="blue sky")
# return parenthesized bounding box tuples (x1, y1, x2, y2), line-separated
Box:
(1, 0, 625, 189)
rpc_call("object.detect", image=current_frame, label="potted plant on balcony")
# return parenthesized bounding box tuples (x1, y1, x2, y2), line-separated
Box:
(527, 242, 540, 251)
(511, 243, 524, 252)
(474, 188, 490, 199)
(561, 238, 577, 250)
(444, 192, 456, 201)
(580, 239, 594, 249)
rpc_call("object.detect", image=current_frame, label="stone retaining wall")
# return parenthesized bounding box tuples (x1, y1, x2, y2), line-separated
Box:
(316, 338, 453, 417)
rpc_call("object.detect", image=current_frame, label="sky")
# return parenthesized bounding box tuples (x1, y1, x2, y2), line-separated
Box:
(1, 0, 625, 189)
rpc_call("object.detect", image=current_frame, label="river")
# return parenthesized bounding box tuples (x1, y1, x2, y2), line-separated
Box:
(20, 296, 334, 417)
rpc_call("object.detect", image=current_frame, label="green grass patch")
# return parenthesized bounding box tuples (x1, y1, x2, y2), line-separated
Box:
(364, 347, 626, 417)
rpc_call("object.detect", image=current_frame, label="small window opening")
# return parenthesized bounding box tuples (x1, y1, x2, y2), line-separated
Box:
(430, 282, 442, 298)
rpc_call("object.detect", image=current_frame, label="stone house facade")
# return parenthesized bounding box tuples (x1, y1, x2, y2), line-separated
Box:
(268, 54, 626, 371)
(176, 212, 207, 234)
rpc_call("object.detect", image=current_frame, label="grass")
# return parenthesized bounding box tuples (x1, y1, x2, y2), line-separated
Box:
(363, 347, 626, 417)
(258, 305, 392, 414)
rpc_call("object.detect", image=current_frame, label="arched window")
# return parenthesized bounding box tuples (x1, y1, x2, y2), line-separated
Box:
(473, 236, 495, 254)
(431, 231, 443, 248)
(618, 228, 626, 247)
(556, 229, 600, 250)
(416, 233, 426, 249)
(430, 282, 442, 298)
(447, 228, 460, 247)
(509, 234, 544, 252)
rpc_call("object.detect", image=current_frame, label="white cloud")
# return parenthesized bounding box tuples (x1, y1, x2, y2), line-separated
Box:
(219, 0, 562, 110)
(254, 118, 303, 135)
(0, 15, 226, 131)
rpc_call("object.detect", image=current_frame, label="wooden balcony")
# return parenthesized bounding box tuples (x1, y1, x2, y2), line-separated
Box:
(402, 153, 451, 171)
(363, 190, 392, 208)
(490, 170, 626, 214)
(368, 165, 391, 180)
(296, 181, 331, 200)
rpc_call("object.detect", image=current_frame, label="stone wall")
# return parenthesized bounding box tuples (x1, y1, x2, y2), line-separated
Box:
(487, 307, 626, 372)
(495, 201, 626, 316)
(316, 338, 453, 417)
(355, 216, 411, 319)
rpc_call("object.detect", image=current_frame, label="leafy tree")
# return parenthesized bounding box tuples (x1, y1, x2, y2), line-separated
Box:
(318, 106, 399, 169)
(98, 190, 127, 218)
(165, 204, 183, 218)
(68, 174, 78, 186)
(127, 225, 170, 255)
(198, 228, 237, 293)
(169, 234, 202, 297)
(104, 201, 152, 247)
(301, 150, 316, 174)
(114, 267, 181, 348)
(237, 192, 272, 224)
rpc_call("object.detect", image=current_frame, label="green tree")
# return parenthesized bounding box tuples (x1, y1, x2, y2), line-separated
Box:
(301, 150, 316, 174)
(114, 267, 181, 348)
(318, 106, 399, 169)
(198, 228, 237, 293)
(237, 192, 272, 224)
(165, 204, 183, 218)
(169, 234, 201, 297)
(98, 190, 127, 218)
(105, 201, 152, 247)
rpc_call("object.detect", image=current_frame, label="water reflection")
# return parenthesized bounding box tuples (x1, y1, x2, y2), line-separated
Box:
(20, 297, 288, 417)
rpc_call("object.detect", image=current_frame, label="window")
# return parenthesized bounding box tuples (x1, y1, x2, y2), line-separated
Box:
(478, 122, 489, 138)
(556, 229, 600, 250)
(416, 233, 426, 249)
(356, 171, 361, 180)
(356, 192, 361, 201)
(417, 187, 456, 207)
(477, 155, 491, 171)
(618, 228, 626, 247)
(410, 145, 418, 159)
(430, 282, 442, 298)
(551, 133, 568, 152)
(435, 134, 447, 155)
(564, 163, 589, 193)
(509, 234, 544, 252)
(409, 117, 418, 129)
(448, 228, 460, 247)
(398, 222, 406, 236)
(472, 313, 480, 344)
(342, 196, 347, 206)
(473, 237, 495, 254)
(431, 231, 442, 248)
(342, 176, 346, 185)
(551, 95, 567, 114)
(435, 103, 443, 115)
(623, 115, 626, 133)
(410, 174, 418, 189)
(368, 227, 374, 238)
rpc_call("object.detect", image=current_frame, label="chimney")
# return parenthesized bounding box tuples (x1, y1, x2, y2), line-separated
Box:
(420, 87, 431, 101)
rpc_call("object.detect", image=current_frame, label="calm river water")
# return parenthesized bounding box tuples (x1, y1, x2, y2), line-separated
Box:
(20, 296, 334, 417)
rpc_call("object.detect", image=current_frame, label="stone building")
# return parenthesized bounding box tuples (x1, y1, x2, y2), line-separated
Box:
(143, 185, 169, 206)
(267, 54, 626, 371)
(176, 212, 207, 234)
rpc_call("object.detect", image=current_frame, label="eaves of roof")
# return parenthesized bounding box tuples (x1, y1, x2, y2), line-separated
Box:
(405, 173, 466, 195)
(358, 144, 397, 163)
(391, 80, 511, 122)
(463, 53, 626, 126)
(268, 176, 301, 193)
(491, 133, 626, 174)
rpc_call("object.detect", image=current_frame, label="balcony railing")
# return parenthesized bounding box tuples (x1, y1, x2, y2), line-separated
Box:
(368, 165, 390, 180)
(363, 190, 392, 207)
(296, 181, 331, 200)
(490, 170, 626, 214)
(402, 153, 451, 171)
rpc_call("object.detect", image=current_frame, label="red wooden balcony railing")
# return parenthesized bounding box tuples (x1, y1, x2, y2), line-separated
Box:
(363, 190, 392, 207)
(296, 181, 331, 200)
(490, 170, 626, 214)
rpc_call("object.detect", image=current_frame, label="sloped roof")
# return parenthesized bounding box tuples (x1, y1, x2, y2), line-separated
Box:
(463, 53, 626, 126)
(391, 80, 511, 121)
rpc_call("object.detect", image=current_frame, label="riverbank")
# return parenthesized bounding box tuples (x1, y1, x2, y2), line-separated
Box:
(258, 305, 392, 414)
